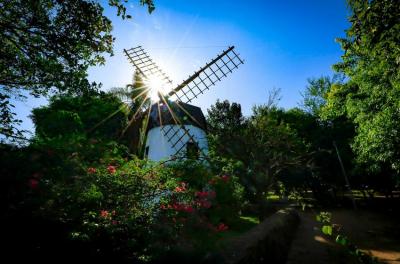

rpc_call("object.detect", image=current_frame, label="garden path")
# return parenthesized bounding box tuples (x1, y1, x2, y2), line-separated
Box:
(286, 209, 400, 264)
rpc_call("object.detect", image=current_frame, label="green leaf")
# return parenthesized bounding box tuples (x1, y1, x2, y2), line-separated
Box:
(322, 225, 333, 236)
(336, 235, 348, 246)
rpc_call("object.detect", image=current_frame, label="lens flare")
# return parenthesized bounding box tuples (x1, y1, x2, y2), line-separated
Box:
(146, 76, 171, 102)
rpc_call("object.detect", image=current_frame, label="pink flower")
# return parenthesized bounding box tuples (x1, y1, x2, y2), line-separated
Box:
(196, 200, 211, 209)
(87, 167, 97, 174)
(107, 165, 116, 174)
(183, 205, 194, 213)
(217, 223, 229, 232)
(175, 187, 183, 192)
(174, 182, 187, 193)
(100, 210, 109, 218)
(112, 220, 118, 225)
(195, 191, 216, 199)
(28, 179, 39, 189)
(221, 175, 230, 182)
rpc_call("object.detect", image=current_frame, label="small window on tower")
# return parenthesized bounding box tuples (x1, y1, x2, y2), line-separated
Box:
(186, 141, 199, 159)
(144, 146, 149, 158)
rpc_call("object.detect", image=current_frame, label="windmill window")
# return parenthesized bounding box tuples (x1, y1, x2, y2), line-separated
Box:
(144, 146, 149, 158)
(186, 141, 199, 159)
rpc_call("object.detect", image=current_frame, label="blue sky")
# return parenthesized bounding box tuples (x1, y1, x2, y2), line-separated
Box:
(15, 0, 350, 134)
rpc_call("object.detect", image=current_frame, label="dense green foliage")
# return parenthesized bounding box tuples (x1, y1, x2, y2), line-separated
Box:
(1, 93, 244, 262)
(324, 0, 400, 174)
(31, 92, 128, 141)
(0, 0, 154, 141)
(2, 137, 244, 262)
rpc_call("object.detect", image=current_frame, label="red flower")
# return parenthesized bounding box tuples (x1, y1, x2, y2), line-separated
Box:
(28, 179, 39, 189)
(169, 203, 194, 213)
(174, 182, 187, 193)
(87, 167, 97, 174)
(183, 205, 194, 213)
(221, 175, 230, 182)
(100, 210, 109, 218)
(217, 223, 229, 232)
(107, 165, 116, 174)
(196, 200, 211, 209)
(174, 186, 183, 192)
(195, 191, 216, 199)
(195, 191, 209, 198)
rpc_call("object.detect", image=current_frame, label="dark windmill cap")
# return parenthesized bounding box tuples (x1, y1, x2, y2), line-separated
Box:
(147, 101, 207, 131)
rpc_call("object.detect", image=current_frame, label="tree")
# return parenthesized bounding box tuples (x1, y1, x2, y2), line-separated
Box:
(31, 92, 128, 142)
(246, 105, 305, 217)
(110, 71, 149, 112)
(0, 0, 154, 141)
(207, 100, 246, 160)
(110, 71, 151, 155)
(301, 75, 343, 117)
(323, 0, 400, 175)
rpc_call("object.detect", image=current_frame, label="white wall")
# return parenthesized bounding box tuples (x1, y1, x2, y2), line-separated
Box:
(145, 125, 208, 162)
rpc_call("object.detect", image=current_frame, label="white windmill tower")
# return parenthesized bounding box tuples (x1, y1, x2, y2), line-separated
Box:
(123, 46, 244, 162)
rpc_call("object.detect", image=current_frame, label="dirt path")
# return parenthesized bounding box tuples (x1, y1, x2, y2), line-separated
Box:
(286, 211, 356, 264)
(331, 209, 400, 264)
(286, 209, 400, 264)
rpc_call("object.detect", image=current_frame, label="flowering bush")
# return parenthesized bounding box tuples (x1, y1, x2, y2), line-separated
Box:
(153, 160, 244, 257)
(1, 139, 245, 262)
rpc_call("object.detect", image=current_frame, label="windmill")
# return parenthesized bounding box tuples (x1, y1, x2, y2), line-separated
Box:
(123, 45, 243, 161)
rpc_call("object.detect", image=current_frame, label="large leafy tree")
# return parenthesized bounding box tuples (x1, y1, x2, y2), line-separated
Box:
(0, 0, 154, 141)
(246, 105, 305, 217)
(109, 71, 151, 155)
(31, 92, 128, 142)
(207, 99, 247, 160)
(323, 0, 400, 174)
(301, 75, 344, 117)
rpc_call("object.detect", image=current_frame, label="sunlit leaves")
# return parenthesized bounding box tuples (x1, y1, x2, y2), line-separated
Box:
(324, 0, 400, 172)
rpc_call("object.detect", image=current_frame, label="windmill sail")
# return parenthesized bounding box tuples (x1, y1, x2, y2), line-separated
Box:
(167, 46, 244, 104)
(161, 46, 244, 157)
(124, 46, 173, 86)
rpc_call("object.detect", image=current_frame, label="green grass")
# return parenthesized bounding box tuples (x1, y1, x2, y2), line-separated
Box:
(227, 214, 260, 234)
(267, 191, 280, 201)
(239, 215, 260, 225)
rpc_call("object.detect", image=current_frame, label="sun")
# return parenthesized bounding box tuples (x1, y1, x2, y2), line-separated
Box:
(145, 75, 172, 102)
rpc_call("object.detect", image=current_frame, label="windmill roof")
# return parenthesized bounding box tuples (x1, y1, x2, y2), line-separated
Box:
(147, 101, 207, 131)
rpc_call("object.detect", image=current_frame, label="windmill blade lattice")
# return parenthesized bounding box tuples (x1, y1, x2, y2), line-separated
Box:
(161, 123, 202, 158)
(153, 100, 208, 159)
(124, 46, 173, 86)
(162, 46, 244, 157)
(167, 46, 244, 104)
